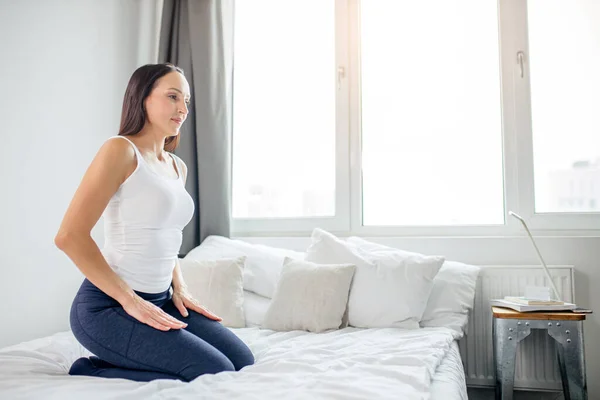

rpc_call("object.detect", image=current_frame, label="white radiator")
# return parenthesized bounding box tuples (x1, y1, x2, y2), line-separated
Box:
(458, 265, 575, 390)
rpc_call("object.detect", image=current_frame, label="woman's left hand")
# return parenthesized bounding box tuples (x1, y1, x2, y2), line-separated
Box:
(172, 287, 222, 322)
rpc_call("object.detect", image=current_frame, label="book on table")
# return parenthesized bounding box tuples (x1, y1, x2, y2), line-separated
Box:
(504, 296, 565, 306)
(491, 298, 577, 312)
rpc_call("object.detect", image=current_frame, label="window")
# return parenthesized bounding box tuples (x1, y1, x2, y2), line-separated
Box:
(528, 0, 600, 214)
(232, 0, 600, 235)
(232, 0, 337, 220)
(360, 0, 504, 226)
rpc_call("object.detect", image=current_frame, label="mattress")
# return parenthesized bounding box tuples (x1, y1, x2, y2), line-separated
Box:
(430, 341, 467, 400)
(0, 292, 467, 399)
(244, 290, 467, 399)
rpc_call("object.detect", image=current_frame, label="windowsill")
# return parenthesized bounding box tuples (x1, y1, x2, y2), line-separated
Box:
(233, 230, 600, 239)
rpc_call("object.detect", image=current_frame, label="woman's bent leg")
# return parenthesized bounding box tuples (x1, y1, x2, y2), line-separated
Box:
(161, 301, 255, 371)
(69, 280, 235, 382)
(71, 304, 234, 382)
(69, 356, 181, 381)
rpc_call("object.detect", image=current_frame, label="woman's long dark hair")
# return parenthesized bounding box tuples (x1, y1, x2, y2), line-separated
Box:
(118, 63, 185, 152)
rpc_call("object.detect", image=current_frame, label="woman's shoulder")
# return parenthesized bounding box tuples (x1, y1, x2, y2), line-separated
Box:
(104, 135, 138, 152)
(93, 136, 138, 182)
(99, 136, 137, 161)
(169, 152, 188, 181)
(169, 152, 186, 167)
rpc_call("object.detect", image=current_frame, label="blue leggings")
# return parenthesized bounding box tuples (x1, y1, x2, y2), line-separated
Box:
(69, 279, 254, 382)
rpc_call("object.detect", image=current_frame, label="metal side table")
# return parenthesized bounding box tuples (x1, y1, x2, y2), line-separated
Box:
(492, 306, 588, 400)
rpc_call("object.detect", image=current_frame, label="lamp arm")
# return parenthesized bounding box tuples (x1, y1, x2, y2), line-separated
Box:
(512, 214, 562, 301)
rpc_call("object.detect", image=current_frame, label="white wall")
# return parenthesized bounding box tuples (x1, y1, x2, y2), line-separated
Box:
(0, 0, 160, 348)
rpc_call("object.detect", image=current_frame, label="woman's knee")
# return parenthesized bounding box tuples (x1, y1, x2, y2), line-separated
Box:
(179, 354, 235, 382)
(232, 347, 255, 371)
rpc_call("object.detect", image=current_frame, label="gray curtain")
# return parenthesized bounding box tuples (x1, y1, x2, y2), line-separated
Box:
(158, 0, 235, 255)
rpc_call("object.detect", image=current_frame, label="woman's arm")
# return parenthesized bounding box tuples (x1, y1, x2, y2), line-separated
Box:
(171, 259, 188, 292)
(171, 257, 221, 321)
(178, 155, 188, 183)
(172, 155, 189, 293)
(54, 138, 137, 305)
(169, 157, 221, 321)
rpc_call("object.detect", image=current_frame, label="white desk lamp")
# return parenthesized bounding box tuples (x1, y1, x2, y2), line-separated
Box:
(509, 211, 562, 302)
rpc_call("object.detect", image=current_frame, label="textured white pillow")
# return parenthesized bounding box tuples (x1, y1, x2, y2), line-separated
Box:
(345, 237, 480, 336)
(179, 256, 246, 328)
(262, 257, 356, 333)
(184, 235, 304, 299)
(307, 229, 444, 329)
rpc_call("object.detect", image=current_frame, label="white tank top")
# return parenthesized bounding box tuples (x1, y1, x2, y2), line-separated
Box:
(100, 135, 195, 293)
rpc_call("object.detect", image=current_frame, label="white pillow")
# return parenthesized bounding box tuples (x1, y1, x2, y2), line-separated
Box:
(345, 237, 480, 335)
(419, 260, 481, 335)
(243, 290, 271, 327)
(184, 235, 304, 299)
(179, 256, 246, 328)
(307, 229, 444, 329)
(262, 257, 356, 333)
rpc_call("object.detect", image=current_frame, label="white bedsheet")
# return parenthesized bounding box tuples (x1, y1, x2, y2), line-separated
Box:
(0, 326, 462, 400)
(430, 341, 467, 400)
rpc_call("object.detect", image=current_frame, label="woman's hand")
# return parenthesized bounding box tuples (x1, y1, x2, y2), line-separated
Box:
(172, 287, 222, 322)
(121, 294, 188, 331)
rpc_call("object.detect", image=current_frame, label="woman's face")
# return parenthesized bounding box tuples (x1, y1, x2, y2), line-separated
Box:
(144, 71, 191, 137)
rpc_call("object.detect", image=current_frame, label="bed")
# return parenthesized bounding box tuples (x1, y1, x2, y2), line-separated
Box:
(1, 232, 479, 399)
(0, 291, 467, 400)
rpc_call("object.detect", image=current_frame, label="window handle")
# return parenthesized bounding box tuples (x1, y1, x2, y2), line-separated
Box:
(337, 66, 346, 90)
(517, 51, 526, 78)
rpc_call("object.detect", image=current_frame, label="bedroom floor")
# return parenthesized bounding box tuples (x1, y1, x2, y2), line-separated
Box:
(467, 387, 564, 400)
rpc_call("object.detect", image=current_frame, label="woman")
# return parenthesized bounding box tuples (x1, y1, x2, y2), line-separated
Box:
(55, 63, 254, 382)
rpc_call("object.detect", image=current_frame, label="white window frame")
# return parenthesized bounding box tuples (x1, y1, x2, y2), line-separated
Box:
(232, 0, 600, 237)
(510, 0, 600, 232)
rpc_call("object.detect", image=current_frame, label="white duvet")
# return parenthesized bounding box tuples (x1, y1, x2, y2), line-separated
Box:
(0, 326, 460, 400)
